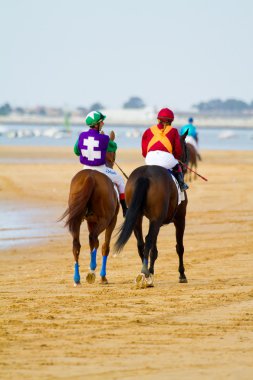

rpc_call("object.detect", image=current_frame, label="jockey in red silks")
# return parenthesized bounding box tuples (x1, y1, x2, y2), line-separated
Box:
(74, 110, 128, 216)
(141, 108, 189, 191)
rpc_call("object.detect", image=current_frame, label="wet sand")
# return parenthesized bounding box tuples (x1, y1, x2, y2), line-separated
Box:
(0, 146, 253, 380)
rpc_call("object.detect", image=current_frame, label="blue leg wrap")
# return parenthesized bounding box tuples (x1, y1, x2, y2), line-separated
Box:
(90, 249, 97, 271)
(74, 262, 80, 283)
(100, 256, 108, 277)
(143, 258, 148, 267)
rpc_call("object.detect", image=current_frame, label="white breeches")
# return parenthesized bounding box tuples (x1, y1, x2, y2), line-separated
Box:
(145, 151, 178, 170)
(83, 164, 125, 194)
(185, 136, 199, 153)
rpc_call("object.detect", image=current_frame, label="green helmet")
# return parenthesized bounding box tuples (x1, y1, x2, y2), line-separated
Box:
(85, 110, 106, 127)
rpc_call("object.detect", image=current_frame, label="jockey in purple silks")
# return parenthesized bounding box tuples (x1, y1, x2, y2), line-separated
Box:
(74, 110, 127, 217)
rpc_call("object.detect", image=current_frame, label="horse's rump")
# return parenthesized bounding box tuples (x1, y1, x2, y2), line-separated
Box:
(126, 165, 178, 222)
(80, 170, 118, 217)
(60, 169, 118, 233)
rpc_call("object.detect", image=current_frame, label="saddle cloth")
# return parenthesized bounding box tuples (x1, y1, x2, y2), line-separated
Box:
(171, 175, 185, 205)
(113, 184, 119, 201)
(185, 135, 199, 153)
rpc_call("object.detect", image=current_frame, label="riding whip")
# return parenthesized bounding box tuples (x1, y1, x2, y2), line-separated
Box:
(178, 160, 208, 182)
(114, 161, 129, 180)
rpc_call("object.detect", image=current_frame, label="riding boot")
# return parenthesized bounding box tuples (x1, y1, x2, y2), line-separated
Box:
(120, 199, 128, 217)
(173, 164, 189, 191)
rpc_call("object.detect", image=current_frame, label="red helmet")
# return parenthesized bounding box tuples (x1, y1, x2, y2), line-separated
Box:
(157, 108, 174, 122)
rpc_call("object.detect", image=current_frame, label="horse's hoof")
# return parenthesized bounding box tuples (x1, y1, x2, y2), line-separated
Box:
(146, 274, 154, 287)
(74, 281, 81, 287)
(86, 272, 96, 284)
(100, 276, 108, 285)
(135, 273, 147, 289)
(179, 277, 188, 283)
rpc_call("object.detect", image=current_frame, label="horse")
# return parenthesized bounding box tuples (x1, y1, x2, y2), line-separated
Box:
(114, 131, 188, 288)
(184, 139, 201, 182)
(60, 169, 119, 285)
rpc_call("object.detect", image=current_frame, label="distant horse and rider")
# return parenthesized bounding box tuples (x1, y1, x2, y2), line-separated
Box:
(180, 117, 202, 182)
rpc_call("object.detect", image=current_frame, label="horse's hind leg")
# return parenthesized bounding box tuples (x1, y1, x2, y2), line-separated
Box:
(134, 215, 144, 262)
(71, 221, 82, 286)
(86, 222, 100, 284)
(100, 214, 118, 285)
(174, 211, 188, 283)
(147, 223, 161, 287)
(136, 221, 159, 288)
(143, 221, 160, 274)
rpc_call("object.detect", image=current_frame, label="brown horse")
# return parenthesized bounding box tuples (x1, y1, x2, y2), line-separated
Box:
(115, 131, 188, 288)
(185, 142, 201, 182)
(60, 169, 119, 285)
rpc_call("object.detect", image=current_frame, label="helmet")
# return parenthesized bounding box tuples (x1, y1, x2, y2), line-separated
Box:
(85, 110, 106, 126)
(188, 117, 194, 123)
(157, 108, 174, 122)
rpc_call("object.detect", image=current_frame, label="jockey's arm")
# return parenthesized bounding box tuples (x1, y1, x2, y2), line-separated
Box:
(172, 129, 183, 159)
(141, 130, 149, 157)
(74, 139, 81, 156)
(106, 139, 117, 168)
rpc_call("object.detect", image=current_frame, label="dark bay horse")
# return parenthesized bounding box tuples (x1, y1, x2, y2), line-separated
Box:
(60, 169, 119, 285)
(115, 132, 188, 288)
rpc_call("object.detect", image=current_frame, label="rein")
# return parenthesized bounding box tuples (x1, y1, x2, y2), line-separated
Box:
(114, 161, 129, 180)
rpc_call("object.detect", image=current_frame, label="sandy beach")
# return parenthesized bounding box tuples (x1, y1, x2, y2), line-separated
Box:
(0, 146, 253, 380)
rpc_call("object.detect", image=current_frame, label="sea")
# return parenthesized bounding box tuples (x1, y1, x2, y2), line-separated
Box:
(0, 124, 253, 150)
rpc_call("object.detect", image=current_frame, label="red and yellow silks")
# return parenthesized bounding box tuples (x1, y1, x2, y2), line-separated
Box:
(147, 125, 173, 153)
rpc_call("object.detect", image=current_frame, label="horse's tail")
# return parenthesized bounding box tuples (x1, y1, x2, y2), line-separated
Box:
(59, 173, 95, 234)
(115, 177, 149, 253)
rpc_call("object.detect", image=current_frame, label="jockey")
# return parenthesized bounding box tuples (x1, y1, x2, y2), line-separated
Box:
(180, 117, 201, 159)
(74, 110, 128, 217)
(141, 108, 189, 191)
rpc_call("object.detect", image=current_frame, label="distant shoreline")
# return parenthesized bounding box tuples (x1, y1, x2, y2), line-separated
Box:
(1, 111, 253, 129)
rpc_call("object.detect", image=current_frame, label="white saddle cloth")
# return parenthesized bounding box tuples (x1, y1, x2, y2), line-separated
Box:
(171, 175, 185, 205)
(185, 136, 199, 153)
(113, 184, 119, 201)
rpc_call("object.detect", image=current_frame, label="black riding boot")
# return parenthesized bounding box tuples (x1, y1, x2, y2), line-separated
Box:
(120, 199, 128, 217)
(173, 165, 189, 191)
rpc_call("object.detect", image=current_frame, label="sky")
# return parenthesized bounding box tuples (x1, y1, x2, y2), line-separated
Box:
(1, 0, 253, 111)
